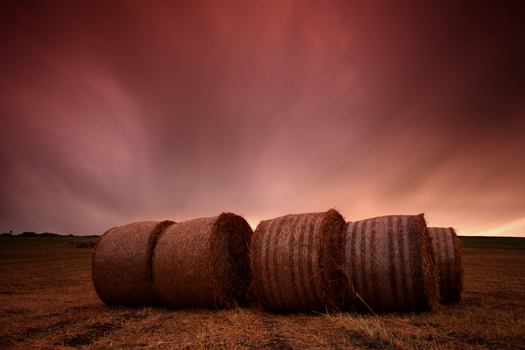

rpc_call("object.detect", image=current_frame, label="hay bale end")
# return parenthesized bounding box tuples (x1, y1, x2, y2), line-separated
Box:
(152, 213, 253, 309)
(428, 227, 463, 303)
(91, 220, 175, 306)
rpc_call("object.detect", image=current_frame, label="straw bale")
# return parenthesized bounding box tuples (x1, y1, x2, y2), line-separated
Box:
(91, 220, 175, 306)
(250, 209, 346, 312)
(152, 213, 253, 309)
(76, 241, 90, 248)
(344, 214, 439, 313)
(428, 227, 463, 303)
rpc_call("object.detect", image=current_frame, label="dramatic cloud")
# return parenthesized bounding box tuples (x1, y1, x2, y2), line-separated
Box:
(1, 1, 524, 236)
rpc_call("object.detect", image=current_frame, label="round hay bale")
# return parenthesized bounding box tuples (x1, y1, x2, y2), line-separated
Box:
(76, 241, 89, 248)
(152, 213, 253, 309)
(343, 214, 439, 313)
(428, 227, 463, 303)
(250, 209, 346, 312)
(91, 220, 175, 306)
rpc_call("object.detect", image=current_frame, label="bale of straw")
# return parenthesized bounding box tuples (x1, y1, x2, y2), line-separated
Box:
(428, 227, 463, 303)
(91, 220, 175, 306)
(343, 214, 439, 313)
(250, 209, 346, 312)
(76, 241, 89, 248)
(152, 213, 253, 309)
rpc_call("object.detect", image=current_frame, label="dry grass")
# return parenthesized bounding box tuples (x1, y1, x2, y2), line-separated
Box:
(1, 236, 524, 349)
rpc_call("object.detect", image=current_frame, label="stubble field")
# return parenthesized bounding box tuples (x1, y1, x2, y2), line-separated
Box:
(0, 235, 524, 349)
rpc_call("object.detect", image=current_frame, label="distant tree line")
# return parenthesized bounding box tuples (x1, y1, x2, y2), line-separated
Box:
(0, 232, 100, 237)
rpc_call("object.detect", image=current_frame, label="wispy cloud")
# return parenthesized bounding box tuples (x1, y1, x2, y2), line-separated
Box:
(1, 1, 524, 236)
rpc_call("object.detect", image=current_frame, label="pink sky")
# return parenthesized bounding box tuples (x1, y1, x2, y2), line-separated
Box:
(1, 1, 524, 236)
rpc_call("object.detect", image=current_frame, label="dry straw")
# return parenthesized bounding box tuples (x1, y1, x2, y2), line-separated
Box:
(91, 220, 175, 306)
(428, 227, 463, 303)
(343, 214, 439, 313)
(250, 209, 346, 312)
(152, 213, 253, 309)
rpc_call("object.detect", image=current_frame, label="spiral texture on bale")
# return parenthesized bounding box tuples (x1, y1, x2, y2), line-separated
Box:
(428, 227, 463, 303)
(152, 213, 253, 309)
(344, 214, 439, 313)
(251, 209, 346, 312)
(92, 220, 175, 306)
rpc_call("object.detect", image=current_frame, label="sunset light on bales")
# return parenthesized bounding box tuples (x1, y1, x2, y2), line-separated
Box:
(1, 1, 524, 237)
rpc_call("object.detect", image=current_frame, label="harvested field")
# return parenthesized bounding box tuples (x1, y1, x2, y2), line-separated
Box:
(459, 236, 525, 250)
(428, 227, 463, 303)
(343, 215, 439, 313)
(251, 210, 346, 312)
(1, 235, 525, 349)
